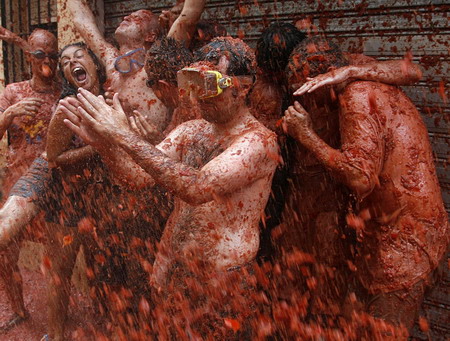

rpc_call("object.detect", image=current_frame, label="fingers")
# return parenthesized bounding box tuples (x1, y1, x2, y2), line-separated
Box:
(77, 88, 106, 113)
(134, 110, 152, 131)
(63, 118, 83, 136)
(97, 94, 106, 104)
(293, 83, 312, 96)
(281, 117, 288, 134)
(104, 92, 114, 106)
(293, 101, 306, 112)
(60, 105, 81, 127)
(76, 105, 98, 127)
(22, 98, 44, 105)
(104, 91, 114, 99)
(288, 105, 299, 116)
(112, 93, 124, 113)
(135, 116, 148, 135)
(59, 98, 79, 116)
(77, 90, 100, 119)
(129, 116, 139, 133)
(293, 80, 318, 96)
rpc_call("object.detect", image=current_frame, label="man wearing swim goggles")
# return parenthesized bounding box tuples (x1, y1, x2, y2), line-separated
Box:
(177, 67, 233, 99)
(28, 50, 59, 61)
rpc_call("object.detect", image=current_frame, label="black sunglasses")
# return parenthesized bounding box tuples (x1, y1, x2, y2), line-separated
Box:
(30, 50, 58, 61)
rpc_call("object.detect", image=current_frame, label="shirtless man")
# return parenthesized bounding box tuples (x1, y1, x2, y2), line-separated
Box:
(283, 37, 448, 332)
(61, 37, 278, 338)
(0, 28, 60, 331)
(68, 0, 205, 132)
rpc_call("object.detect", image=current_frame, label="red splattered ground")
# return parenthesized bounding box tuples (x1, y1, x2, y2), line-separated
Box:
(0, 268, 104, 341)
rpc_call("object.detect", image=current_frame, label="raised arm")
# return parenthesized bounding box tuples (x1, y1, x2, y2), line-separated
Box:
(67, 0, 118, 74)
(168, 0, 206, 47)
(294, 57, 422, 96)
(0, 26, 30, 51)
(284, 90, 385, 199)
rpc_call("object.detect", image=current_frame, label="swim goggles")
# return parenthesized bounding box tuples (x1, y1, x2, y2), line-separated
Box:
(29, 50, 58, 60)
(177, 67, 232, 99)
(114, 48, 146, 73)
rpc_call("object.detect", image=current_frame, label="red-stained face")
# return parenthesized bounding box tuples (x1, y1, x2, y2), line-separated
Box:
(27, 31, 58, 80)
(189, 63, 236, 124)
(60, 46, 100, 94)
(115, 10, 157, 43)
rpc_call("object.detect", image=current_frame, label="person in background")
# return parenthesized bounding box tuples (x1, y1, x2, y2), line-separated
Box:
(0, 28, 60, 332)
(283, 36, 448, 333)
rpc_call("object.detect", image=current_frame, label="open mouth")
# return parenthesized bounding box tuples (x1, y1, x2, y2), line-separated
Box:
(72, 66, 87, 84)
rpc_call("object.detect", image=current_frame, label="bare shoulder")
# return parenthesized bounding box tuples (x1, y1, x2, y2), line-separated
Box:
(159, 119, 207, 144)
(233, 122, 278, 160)
(343, 80, 392, 97)
(341, 81, 395, 120)
(180, 118, 210, 133)
(344, 53, 377, 65)
(5, 81, 28, 92)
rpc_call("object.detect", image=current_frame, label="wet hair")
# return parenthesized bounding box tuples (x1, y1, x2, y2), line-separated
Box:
(138, 9, 163, 37)
(194, 37, 256, 78)
(190, 20, 228, 51)
(256, 22, 306, 74)
(58, 42, 107, 99)
(145, 37, 194, 86)
(286, 36, 348, 85)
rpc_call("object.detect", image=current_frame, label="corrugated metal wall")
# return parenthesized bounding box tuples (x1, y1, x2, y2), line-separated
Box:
(104, 1, 449, 339)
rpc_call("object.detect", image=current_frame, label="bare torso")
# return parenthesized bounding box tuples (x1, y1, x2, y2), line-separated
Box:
(109, 68, 169, 132)
(153, 119, 277, 285)
(341, 81, 449, 292)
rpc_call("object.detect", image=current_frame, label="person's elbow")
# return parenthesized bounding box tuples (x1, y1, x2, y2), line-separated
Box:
(178, 187, 212, 205)
(346, 173, 377, 200)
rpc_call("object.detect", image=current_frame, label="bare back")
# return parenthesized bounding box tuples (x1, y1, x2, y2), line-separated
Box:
(340, 81, 448, 291)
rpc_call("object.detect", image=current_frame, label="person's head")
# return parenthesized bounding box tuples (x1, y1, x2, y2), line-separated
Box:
(287, 36, 348, 104)
(26, 29, 58, 80)
(145, 37, 194, 108)
(115, 10, 161, 49)
(189, 20, 228, 51)
(59, 42, 106, 99)
(191, 37, 256, 123)
(256, 22, 306, 77)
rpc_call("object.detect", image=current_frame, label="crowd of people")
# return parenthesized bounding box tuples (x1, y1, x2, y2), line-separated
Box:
(0, 0, 448, 340)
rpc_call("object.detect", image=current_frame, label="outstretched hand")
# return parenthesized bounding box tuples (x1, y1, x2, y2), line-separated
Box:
(129, 110, 162, 144)
(293, 66, 351, 96)
(60, 89, 132, 148)
(282, 101, 313, 141)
